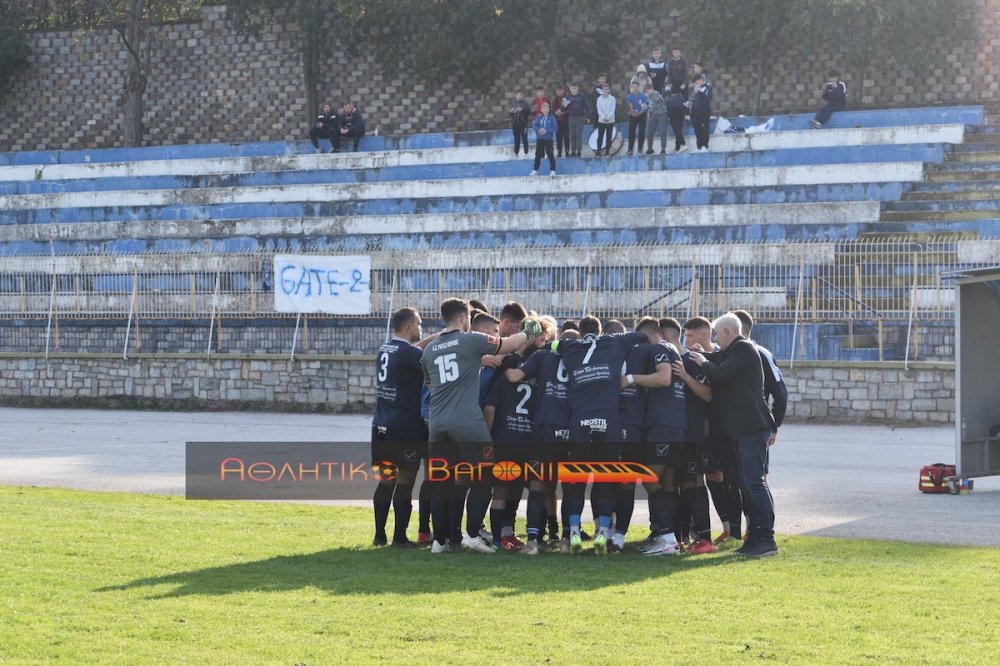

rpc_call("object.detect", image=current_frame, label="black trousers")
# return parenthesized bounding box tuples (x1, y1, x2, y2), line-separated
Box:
(534, 141, 556, 171)
(668, 108, 687, 150)
(627, 113, 646, 153)
(691, 108, 711, 149)
(341, 127, 364, 151)
(512, 124, 529, 154)
(309, 127, 340, 151)
(596, 122, 614, 153)
(556, 122, 570, 155)
(815, 101, 845, 126)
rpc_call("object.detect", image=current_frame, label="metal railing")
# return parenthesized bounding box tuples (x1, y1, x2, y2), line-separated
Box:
(0, 238, 994, 362)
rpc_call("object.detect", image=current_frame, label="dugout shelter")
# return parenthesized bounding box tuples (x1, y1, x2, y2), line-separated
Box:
(950, 265, 1000, 481)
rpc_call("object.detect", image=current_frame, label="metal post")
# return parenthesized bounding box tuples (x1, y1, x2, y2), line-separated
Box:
(904, 254, 919, 370)
(44, 251, 56, 361)
(581, 264, 593, 317)
(385, 265, 398, 343)
(207, 270, 220, 358)
(123, 271, 138, 360)
(290, 312, 302, 361)
(790, 255, 805, 368)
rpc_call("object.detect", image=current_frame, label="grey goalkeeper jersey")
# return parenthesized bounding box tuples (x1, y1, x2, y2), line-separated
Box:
(421, 329, 501, 431)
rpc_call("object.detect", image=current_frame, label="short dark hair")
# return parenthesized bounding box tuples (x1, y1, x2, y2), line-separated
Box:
(440, 298, 469, 323)
(659, 317, 681, 336)
(560, 329, 580, 341)
(682, 316, 712, 332)
(560, 319, 579, 333)
(469, 299, 490, 314)
(733, 309, 754, 336)
(827, 68, 841, 79)
(636, 316, 661, 335)
(472, 311, 500, 331)
(604, 319, 626, 334)
(692, 73, 704, 84)
(579, 316, 602, 336)
(391, 307, 419, 333)
(500, 301, 528, 322)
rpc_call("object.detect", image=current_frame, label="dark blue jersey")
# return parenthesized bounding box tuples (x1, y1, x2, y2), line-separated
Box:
(556, 332, 647, 418)
(373, 337, 424, 430)
(519, 348, 570, 429)
(486, 353, 537, 443)
(758, 344, 788, 428)
(644, 342, 686, 431)
(681, 350, 711, 443)
(620, 342, 659, 426)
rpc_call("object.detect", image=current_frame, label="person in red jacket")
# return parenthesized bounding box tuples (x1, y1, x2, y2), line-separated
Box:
(532, 87, 551, 120)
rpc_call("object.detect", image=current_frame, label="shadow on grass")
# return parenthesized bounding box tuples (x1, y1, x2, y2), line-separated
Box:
(100, 546, 736, 599)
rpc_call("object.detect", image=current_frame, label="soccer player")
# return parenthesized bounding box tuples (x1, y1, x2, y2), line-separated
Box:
(623, 318, 686, 556)
(485, 317, 553, 551)
(422, 298, 542, 554)
(682, 316, 736, 544)
(371, 307, 428, 547)
(473, 311, 503, 409)
(507, 325, 578, 554)
(663, 317, 716, 555)
(616, 317, 672, 553)
(552, 315, 650, 555)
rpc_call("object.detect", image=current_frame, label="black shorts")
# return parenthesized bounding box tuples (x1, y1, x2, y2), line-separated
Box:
(568, 412, 622, 460)
(527, 424, 570, 465)
(673, 442, 700, 483)
(699, 432, 734, 474)
(428, 422, 495, 468)
(370, 424, 428, 470)
(494, 437, 533, 465)
(642, 426, 687, 468)
(621, 423, 646, 463)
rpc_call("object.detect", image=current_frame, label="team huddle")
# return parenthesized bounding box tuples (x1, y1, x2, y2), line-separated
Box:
(371, 298, 787, 557)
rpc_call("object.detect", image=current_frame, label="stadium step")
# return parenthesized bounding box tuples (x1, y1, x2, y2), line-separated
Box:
(944, 149, 1000, 163)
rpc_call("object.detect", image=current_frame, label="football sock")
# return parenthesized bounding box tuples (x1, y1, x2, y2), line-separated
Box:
(418, 478, 433, 533)
(431, 480, 454, 545)
(561, 500, 571, 539)
(707, 479, 729, 527)
(489, 507, 505, 546)
(527, 490, 547, 540)
(450, 484, 469, 544)
(727, 482, 744, 539)
(373, 482, 393, 539)
(465, 480, 493, 539)
(391, 483, 413, 542)
(614, 483, 636, 535)
(693, 485, 711, 540)
(612, 532, 625, 549)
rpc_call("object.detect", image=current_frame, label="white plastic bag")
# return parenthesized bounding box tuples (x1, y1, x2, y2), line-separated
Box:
(713, 117, 732, 135)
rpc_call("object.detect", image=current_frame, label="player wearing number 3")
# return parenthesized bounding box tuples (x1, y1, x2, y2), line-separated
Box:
(421, 298, 544, 554)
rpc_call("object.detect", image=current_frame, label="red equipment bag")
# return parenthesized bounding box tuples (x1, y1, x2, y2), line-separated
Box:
(919, 463, 956, 494)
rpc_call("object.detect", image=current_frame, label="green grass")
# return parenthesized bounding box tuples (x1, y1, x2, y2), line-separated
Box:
(1, 486, 997, 665)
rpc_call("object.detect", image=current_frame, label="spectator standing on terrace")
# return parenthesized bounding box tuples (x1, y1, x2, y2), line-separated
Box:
(687, 73, 712, 151)
(340, 103, 366, 151)
(552, 84, 570, 158)
(595, 83, 616, 157)
(531, 101, 558, 176)
(625, 80, 648, 156)
(309, 102, 341, 153)
(691, 61, 710, 85)
(647, 48, 667, 93)
(509, 90, 532, 158)
(810, 69, 847, 129)
(630, 64, 651, 91)
(666, 90, 688, 153)
(666, 47, 689, 99)
(644, 83, 669, 154)
(532, 87, 551, 120)
(564, 83, 590, 157)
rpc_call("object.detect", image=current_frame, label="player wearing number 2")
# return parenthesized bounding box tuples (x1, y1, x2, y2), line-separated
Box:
(421, 298, 543, 554)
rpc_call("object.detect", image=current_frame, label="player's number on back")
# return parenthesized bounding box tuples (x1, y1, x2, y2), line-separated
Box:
(515, 384, 532, 415)
(557, 360, 569, 383)
(434, 353, 459, 383)
(377, 352, 389, 382)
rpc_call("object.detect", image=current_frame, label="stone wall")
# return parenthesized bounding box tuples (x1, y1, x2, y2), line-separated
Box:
(0, 354, 955, 424)
(1, 2, 997, 151)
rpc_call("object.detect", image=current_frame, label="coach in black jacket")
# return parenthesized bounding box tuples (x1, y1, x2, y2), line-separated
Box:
(689, 312, 778, 557)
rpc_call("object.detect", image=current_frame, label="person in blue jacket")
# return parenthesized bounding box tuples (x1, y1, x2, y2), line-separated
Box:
(810, 69, 847, 129)
(531, 101, 558, 176)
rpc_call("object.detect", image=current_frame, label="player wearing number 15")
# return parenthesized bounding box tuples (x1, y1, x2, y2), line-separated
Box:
(421, 298, 543, 554)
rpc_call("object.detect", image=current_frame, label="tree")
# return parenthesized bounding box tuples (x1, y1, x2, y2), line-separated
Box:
(18, 0, 201, 146)
(0, 4, 31, 101)
(672, 0, 806, 115)
(227, 0, 361, 126)
(803, 0, 975, 106)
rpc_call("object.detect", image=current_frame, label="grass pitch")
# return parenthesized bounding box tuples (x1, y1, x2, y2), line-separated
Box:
(1, 486, 997, 665)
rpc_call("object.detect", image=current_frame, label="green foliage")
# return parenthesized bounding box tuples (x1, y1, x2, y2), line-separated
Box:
(0, 6, 31, 101)
(15, 0, 201, 30)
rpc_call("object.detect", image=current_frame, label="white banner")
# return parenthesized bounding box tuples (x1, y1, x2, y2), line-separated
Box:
(273, 254, 371, 314)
